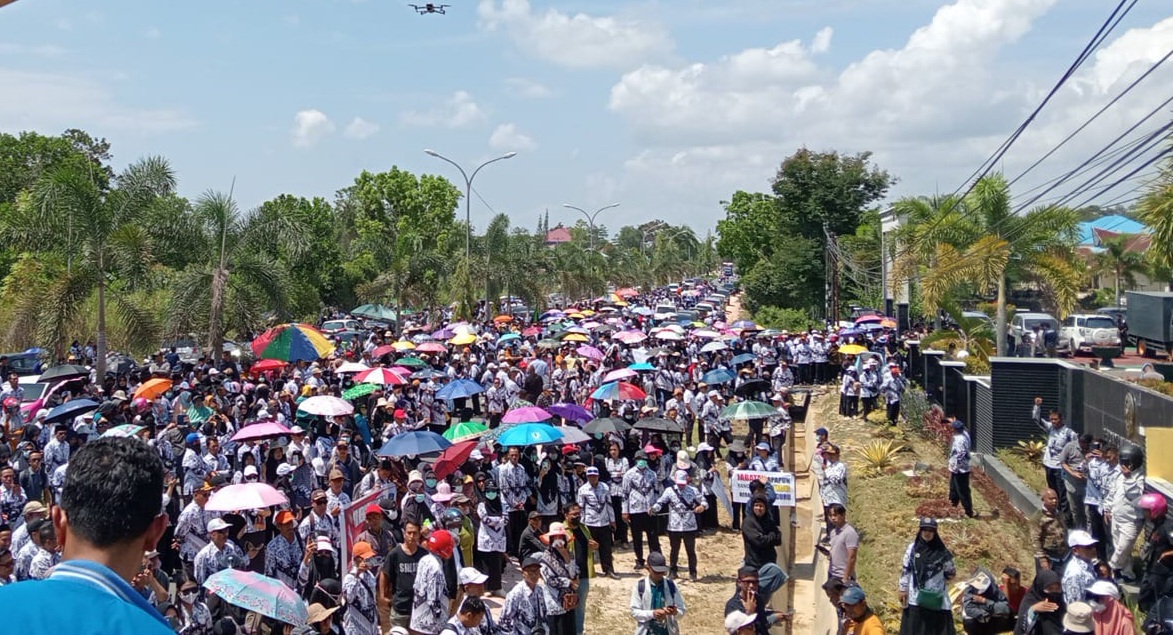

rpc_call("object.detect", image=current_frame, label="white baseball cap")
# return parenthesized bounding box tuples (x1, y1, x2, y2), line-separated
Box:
(458, 567, 488, 585)
(207, 518, 230, 533)
(1068, 529, 1098, 547)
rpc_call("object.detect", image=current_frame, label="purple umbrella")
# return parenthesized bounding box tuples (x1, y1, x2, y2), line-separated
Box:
(432, 327, 455, 340)
(576, 345, 604, 361)
(502, 406, 552, 424)
(548, 403, 593, 425)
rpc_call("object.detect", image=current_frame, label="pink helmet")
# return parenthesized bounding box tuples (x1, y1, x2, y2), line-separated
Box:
(132, 397, 151, 413)
(1139, 492, 1167, 518)
(2, 397, 18, 409)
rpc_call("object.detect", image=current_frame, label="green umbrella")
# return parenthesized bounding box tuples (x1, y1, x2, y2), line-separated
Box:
(352, 304, 397, 321)
(343, 383, 378, 400)
(443, 421, 488, 441)
(394, 357, 427, 368)
(720, 400, 778, 420)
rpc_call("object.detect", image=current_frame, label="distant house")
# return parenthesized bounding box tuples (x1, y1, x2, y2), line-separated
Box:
(1075, 215, 1167, 296)
(545, 226, 573, 246)
(1078, 215, 1147, 246)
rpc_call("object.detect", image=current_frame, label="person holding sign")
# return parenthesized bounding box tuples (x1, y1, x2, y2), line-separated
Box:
(650, 471, 707, 581)
(741, 494, 780, 570)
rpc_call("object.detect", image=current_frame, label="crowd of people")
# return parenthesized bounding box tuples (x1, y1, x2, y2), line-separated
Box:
(0, 275, 921, 634)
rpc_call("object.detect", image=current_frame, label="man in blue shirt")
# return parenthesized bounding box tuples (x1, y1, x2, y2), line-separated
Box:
(0, 437, 173, 634)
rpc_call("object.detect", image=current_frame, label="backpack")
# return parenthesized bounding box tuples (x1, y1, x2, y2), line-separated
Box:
(637, 577, 678, 601)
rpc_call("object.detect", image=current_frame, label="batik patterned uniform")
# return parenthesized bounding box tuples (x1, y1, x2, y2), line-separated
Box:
(343, 568, 380, 635)
(410, 553, 450, 635)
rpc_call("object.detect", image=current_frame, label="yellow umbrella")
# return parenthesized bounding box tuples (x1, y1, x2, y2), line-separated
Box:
(562, 333, 590, 342)
(391, 340, 416, 350)
(880, 318, 897, 328)
(567, 312, 586, 320)
(449, 333, 477, 346)
(581, 309, 596, 317)
(838, 344, 868, 355)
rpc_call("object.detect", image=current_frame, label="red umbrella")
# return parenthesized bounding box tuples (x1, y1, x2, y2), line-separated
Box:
(251, 359, 287, 373)
(854, 314, 884, 324)
(372, 344, 397, 357)
(433, 440, 478, 479)
(417, 342, 448, 354)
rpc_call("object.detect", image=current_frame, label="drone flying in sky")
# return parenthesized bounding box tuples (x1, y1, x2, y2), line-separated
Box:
(409, 3, 449, 14)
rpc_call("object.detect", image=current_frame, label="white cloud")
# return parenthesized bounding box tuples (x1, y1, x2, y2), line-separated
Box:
(401, 91, 486, 128)
(504, 77, 553, 99)
(489, 123, 536, 152)
(344, 116, 380, 140)
(0, 69, 196, 135)
(605, 0, 1173, 227)
(291, 109, 335, 147)
(0, 43, 67, 57)
(477, 0, 673, 69)
(144, 27, 161, 39)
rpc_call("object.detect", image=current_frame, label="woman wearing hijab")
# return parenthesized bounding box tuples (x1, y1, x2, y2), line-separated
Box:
(898, 518, 957, 635)
(1014, 569, 1066, 635)
(741, 493, 781, 570)
(1086, 579, 1134, 635)
(475, 480, 508, 596)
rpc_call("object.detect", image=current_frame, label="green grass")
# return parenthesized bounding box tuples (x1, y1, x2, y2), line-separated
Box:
(995, 448, 1049, 496)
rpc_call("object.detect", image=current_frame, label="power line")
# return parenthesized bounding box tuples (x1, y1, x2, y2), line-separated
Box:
(1008, 46, 1173, 188)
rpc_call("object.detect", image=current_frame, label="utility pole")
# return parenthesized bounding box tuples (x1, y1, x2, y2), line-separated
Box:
(824, 222, 840, 325)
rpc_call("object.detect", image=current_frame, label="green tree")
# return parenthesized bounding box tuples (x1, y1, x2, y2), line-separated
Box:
(1095, 235, 1148, 306)
(167, 191, 309, 357)
(1137, 154, 1173, 277)
(5, 157, 177, 373)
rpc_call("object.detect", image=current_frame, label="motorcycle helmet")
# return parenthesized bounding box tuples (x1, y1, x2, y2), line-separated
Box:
(1140, 492, 1168, 518)
(425, 528, 455, 559)
(1120, 444, 1145, 471)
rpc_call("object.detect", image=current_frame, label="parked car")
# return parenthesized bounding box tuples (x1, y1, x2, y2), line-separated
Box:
(653, 303, 677, 321)
(1095, 306, 1127, 325)
(161, 335, 201, 364)
(321, 319, 362, 334)
(0, 351, 43, 376)
(1010, 312, 1059, 354)
(1059, 314, 1121, 355)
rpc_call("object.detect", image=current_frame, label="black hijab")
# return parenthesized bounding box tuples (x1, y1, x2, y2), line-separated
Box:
(1014, 569, 1064, 635)
(910, 525, 951, 587)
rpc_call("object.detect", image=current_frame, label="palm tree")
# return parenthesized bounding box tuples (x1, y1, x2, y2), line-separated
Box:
(889, 194, 970, 326)
(5, 157, 176, 374)
(1137, 154, 1173, 278)
(1095, 235, 1148, 306)
(918, 174, 1081, 355)
(167, 190, 308, 357)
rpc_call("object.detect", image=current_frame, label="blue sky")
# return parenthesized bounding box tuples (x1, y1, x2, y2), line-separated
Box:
(1, 0, 1170, 236)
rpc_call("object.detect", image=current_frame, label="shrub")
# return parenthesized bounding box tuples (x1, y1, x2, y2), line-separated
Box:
(752, 306, 819, 332)
(866, 410, 888, 425)
(1013, 439, 1046, 463)
(901, 386, 931, 436)
(854, 439, 908, 477)
(905, 469, 949, 499)
(1138, 378, 1173, 398)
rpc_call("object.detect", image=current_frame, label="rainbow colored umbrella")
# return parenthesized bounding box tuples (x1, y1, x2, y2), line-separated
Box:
(203, 569, 308, 624)
(250, 323, 335, 362)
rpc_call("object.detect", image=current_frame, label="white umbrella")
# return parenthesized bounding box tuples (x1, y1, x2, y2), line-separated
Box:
(700, 341, 728, 353)
(298, 395, 354, 417)
(335, 361, 370, 374)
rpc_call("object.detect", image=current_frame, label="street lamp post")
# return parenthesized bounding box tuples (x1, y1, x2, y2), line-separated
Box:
(561, 202, 619, 252)
(424, 149, 517, 261)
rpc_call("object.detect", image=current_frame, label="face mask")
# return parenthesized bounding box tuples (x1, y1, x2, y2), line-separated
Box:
(425, 478, 437, 489)
(485, 491, 498, 500)
(290, 457, 300, 466)
(1090, 601, 1106, 614)
(414, 493, 425, 503)
(180, 591, 197, 603)
(167, 617, 181, 629)
(551, 538, 566, 549)
(636, 460, 648, 470)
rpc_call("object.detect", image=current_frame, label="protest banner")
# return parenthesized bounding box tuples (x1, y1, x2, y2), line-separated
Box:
(730, 469, 796, 507)
(340, 485, 391, 567)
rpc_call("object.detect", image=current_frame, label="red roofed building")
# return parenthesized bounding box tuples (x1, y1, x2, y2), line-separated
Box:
(545, 226, 573, 245)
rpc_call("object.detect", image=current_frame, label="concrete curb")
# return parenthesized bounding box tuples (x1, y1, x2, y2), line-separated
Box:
(974, 452, 1042, 517)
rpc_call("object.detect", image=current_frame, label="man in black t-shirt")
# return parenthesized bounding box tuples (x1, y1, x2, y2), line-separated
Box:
(379, 521, 426, 631)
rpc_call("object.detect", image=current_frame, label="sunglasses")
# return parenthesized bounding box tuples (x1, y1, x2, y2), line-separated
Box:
(313, 499, 328, 505)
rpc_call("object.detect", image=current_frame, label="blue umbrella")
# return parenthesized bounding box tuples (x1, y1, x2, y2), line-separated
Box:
(436, 378, 485, 400)
(497, 423, 564, 447)
(378, 430, 452, 457)
(702, 368, 736, 384)
(628, 361, 656, 371)
(731, 353, 756, 365)
(45, 399, 100, 424)
(498, 333, 521, 343)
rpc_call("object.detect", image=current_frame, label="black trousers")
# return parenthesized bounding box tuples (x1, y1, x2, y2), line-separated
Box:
(887, 401, 901, 425)
(629, 512, 661, 567)
(667, 530, 698, 576)
(701, 495, 720, 529)
(949, 471, 974, 517)
(589, 524, 615, 574)
(547, 610, 576, 635)
(1045, 467, 1069, 516)
(507, 509, 528, 558)
(611, 497, 628, 545)
(475, 549, 505, 592)
(862, 396, 877, 419)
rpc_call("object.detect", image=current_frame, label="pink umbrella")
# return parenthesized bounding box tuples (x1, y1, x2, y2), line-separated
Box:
(356, 367, 407, 386)
(603, 368, 638, 383)
(417, 342, 448, 354)
(614, 330, 647, 344)
(502, 406, 552, 424)
(298, 395, 354, 417)
(576, 345, 604, 361)
(522, 326, 542, 337)
(205, 483, 289, 512)
(231, 420, 293, 442)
